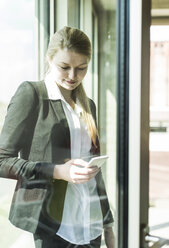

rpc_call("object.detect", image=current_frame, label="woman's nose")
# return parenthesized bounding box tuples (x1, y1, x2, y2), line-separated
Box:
(69, 69, 76, 79)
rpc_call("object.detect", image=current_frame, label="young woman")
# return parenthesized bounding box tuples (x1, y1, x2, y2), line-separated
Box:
(0, 26, 114, 248)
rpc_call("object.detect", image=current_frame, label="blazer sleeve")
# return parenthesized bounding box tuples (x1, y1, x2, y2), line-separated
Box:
(0, 82, 55, 180)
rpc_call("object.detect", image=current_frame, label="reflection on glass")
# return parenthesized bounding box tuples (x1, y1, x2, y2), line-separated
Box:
(91, 1, 117, 247)
(0, 0, 35, 247)
(0, 0, 117, 247)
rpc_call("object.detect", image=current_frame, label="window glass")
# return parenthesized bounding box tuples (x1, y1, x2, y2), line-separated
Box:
(90, 1, 117, 247)
(0, 0, 117, 247)
(0, 0, 35, 247)
(57, 2, 117, 245)
(149, 25, 169, 240)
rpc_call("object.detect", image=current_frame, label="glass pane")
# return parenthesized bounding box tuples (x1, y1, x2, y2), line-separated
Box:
(149, 25, 169, 239)
(0, 1, 117, 247)
(91, 1, 117, 247)
(0, 0, 35, 247)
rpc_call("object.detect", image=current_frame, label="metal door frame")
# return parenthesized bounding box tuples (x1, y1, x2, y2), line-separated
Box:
(128, 0, 150, 247)
(116, 0, 130, 247)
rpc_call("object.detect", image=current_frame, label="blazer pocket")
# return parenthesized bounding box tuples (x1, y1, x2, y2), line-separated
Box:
(9, 179, 52, 233)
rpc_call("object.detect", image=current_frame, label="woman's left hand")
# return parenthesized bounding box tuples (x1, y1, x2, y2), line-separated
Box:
(53, 159, 100, 183)
(104, 227, 115, 248)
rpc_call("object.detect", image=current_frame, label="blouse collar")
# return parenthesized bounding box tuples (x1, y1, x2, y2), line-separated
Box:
(44, 73, 82, 115)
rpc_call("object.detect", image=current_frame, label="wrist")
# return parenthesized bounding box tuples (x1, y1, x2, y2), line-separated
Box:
(53, 164, 63, 179)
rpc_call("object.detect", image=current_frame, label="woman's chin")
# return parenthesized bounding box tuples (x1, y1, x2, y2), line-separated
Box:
(62, 82, 80, 91)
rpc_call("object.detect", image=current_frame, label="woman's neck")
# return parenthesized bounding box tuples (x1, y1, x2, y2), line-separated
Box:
(57, 85, 71, 99)
(57, 84, 75, 109)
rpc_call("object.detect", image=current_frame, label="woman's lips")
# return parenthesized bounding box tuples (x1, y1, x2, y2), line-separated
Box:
(66, 80, 76, 84)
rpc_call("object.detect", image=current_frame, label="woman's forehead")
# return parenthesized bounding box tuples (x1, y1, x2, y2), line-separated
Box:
(52, 49, 89, 66)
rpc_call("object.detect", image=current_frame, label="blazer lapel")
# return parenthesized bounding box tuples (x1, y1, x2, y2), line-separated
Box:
(39, 81, 71, 150)
(49, 99, 70, 149)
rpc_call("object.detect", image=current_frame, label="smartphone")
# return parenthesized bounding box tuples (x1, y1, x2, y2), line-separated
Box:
(88, 155, 109, 168)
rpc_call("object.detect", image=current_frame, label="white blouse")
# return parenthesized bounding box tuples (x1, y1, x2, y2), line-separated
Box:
(45, 74, 103, 245)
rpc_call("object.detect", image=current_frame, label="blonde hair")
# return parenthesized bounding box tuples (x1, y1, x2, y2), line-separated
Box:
(46, 26, 98, 147)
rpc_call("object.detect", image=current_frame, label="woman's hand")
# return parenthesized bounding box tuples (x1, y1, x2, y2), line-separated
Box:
(53, 159, 100, 184)
(104, 227, 115, 248)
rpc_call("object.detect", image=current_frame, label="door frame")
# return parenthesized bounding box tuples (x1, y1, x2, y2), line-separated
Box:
(116, 0, 130, 247)
(128, 0, 150, 247)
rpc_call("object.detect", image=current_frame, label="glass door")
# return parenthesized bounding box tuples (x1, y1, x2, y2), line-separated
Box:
(129, 0, 169, 247)
(0, 1, 124, 247)
(0, 1, 36, 247)
(89, 1, 118, 247)
(148, 2, 169, 246)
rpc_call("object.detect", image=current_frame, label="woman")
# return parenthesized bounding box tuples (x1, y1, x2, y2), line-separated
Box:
(0, 26, 114, 247)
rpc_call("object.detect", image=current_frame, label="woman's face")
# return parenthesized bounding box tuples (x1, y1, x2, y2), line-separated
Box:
(49, 49, 89, 91)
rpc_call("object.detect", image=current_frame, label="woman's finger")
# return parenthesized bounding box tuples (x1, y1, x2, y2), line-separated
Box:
(72, 159, 88, 167)
(73, 171, 99, 184)
(70, 169, 99, 182)
(71, 165, 99, 175)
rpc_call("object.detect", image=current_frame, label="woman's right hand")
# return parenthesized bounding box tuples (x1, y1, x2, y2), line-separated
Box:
(53, 159, 100, 184)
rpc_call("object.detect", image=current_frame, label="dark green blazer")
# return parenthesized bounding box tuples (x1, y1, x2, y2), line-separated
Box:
(0, 81, 113, 236)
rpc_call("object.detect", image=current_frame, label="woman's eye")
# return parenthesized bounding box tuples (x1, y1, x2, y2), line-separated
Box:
(60, 66, 69, 70)
(59, 66, 87, 71)
(78, 67, 87, 71)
